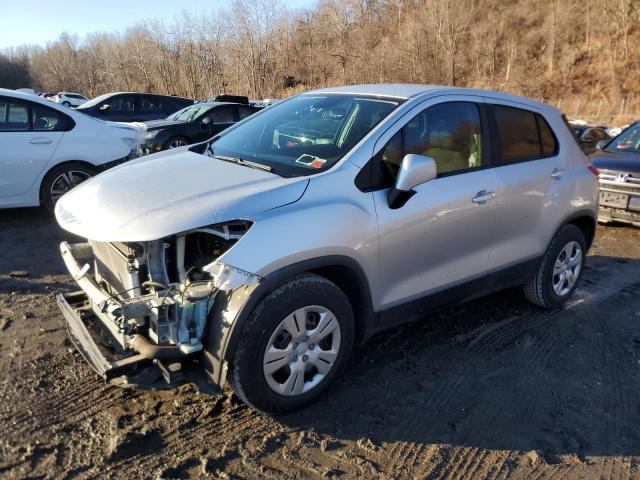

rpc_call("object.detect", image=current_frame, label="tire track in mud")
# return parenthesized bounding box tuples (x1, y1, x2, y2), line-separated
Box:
(593, 286, 635, 480)
(385, 260, 640, 480)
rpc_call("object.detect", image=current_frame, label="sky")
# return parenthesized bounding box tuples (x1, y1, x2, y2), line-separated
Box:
(0, 0, 316, 49)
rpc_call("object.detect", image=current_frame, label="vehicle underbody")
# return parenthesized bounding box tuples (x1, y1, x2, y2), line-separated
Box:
(57, 221, 260, 392)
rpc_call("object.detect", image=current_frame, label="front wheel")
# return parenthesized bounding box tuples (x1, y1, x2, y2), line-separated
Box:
(62, 101, 71, 107)
(524, 224, 587, 308)
(230, 274, 354, 414)
(164, 137, 189, 149)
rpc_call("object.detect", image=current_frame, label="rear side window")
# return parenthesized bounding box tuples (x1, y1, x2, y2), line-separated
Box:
(207, 106, 234, 124)
(32, 103, 74, 131)
(492, 105, 558, 164)
(238, 106, 258, 120)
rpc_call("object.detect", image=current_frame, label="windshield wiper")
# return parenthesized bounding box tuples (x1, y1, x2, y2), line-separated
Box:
(212, 154, 272, 172)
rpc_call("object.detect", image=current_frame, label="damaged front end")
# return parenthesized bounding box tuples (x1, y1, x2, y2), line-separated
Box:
(57, 221, 260, 392)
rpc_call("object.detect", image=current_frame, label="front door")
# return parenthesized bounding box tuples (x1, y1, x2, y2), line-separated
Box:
(371, 98, 499, 311)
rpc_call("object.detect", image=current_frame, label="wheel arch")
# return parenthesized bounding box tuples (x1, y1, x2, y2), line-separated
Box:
(201, 255, 375, 388)
(564, 210, 597, 250)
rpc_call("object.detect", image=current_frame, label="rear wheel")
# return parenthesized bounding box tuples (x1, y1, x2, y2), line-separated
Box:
(524, 224, 586, 308)
(41, 163, 96, 212)
(230, 274, 354, 414)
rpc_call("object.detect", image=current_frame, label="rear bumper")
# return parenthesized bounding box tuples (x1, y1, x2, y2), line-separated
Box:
(598, 179, 640, 226)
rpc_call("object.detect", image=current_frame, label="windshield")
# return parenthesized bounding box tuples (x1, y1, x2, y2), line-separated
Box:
(605, 123, 640, 153)
(76, 93, 114, 109)
(168, 104, 213, 122)
(207, 94, 402, 177)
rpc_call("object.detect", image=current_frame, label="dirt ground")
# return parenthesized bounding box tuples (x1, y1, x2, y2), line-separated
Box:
(1, 207, 640, 480)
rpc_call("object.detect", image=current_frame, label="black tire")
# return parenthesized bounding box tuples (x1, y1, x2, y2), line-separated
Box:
(62, 101, 71, 107)
(163, 137, 189, 150)
(229, 274, 354, 414)
(524, 224, 587, 308)
(41, 163, 96, 212)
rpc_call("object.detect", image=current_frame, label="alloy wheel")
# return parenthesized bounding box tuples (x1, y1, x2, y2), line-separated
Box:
(552, 241, 582, 296)
(263, 305, 341, 396)
(168, 138, 187, 148)
(50, 170, 91, 203)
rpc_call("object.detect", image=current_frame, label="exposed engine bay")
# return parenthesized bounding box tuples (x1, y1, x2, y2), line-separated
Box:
(59, 221, 260, 373)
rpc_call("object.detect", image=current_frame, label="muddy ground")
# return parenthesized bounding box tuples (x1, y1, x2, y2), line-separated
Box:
(1, 207, 640, 480)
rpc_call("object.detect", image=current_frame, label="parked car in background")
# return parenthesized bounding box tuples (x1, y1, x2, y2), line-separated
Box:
(0, 88, 142, 210)
(591, 121, 640, 226)
(55, 84, 598, 414)
(15, 88, 37, 95)
(52, 92, 88, 107)
(75, 92, 193, 122)
(141, 102, 261, 154)
(570, 124, 610, 154)
(207, 94, 249, 104)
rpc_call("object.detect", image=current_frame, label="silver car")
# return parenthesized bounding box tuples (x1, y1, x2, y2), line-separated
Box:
(55, 84, 599, 413)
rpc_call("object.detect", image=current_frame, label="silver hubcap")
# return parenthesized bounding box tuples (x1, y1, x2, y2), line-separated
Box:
(168, 138, 186, 148)
(50, 170, 91, 203)
(552, 241, 582, 296)
(263, 305, 341, 396)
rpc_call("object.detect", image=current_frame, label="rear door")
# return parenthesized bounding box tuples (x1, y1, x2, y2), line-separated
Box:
(0, 97, 65, 197)
(487, 101, 567, 271)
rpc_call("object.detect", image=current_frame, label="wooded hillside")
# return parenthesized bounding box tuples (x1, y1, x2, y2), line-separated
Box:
(2, 0, 638, 122)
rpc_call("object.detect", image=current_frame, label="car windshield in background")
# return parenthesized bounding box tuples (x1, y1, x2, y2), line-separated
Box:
(605, 123, 640, 153)
(208, 94, 402, 176)
(168, 104, 212, 122)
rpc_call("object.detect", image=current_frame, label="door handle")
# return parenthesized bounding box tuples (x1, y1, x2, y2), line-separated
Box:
(472, 190, 496, 205)
(29, 137, 53, 144)
(551, 168, 565, 179)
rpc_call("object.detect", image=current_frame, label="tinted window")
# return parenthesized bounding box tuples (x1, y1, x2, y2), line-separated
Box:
(238, 106, 258, 120)
(0, 98, 29, 131)
(108, 96, 135, 113)
(138, 96, 161, 113)
(32, 103, 73, 131)
(208, 106, 235, 124)
(493, 105, 541, 163)
(537, 115, 558, 155)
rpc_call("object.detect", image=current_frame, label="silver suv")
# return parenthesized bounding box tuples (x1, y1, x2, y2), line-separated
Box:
(55, 85, 599, 413)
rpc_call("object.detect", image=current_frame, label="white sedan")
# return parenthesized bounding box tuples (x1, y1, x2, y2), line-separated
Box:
(0, 88, 143, 210)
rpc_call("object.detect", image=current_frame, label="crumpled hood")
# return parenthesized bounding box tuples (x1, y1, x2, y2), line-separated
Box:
(591, 150, 640, 174)
(55, 150, 308, 241)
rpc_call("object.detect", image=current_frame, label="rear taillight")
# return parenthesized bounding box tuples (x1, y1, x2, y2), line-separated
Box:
(588, 165, 600, 176)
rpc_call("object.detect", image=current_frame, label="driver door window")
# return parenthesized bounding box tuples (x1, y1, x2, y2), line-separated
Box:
(207, 107, 235, 124)
(376, 102, 484, 187)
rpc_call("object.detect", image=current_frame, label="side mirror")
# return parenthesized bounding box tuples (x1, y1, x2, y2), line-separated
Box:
(202, 116, 212, 125)
(388, 154, 437, 209)
(596, 139, 608, 150)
